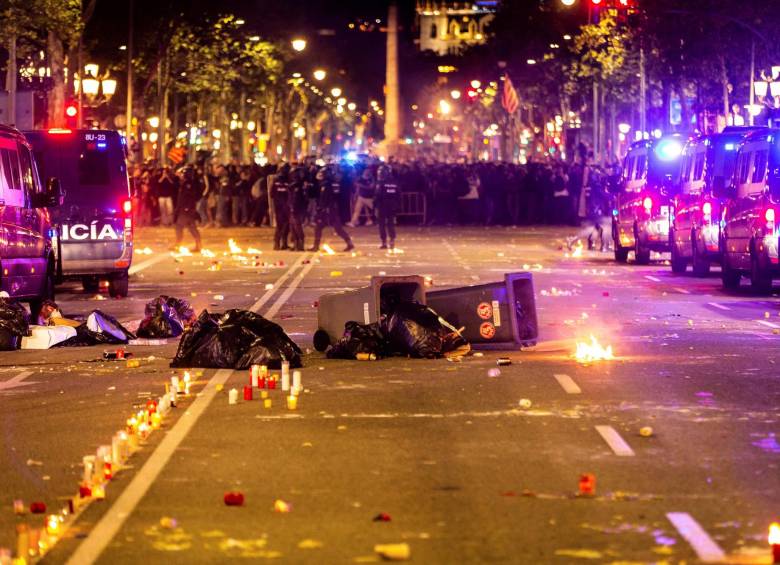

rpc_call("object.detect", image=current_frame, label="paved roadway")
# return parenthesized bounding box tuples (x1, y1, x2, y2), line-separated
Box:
(1, 224, 778, 564)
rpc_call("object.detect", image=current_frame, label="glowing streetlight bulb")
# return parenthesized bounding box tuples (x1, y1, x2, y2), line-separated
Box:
(450, 89, 461, 100)
(439, 99, 452, 115)
(313, 69, 326, 81)
(470, 79, 481, 89)
(561, 0, 576, 6)
(291, 38, 307, 52)
(331, 87, 342, 97)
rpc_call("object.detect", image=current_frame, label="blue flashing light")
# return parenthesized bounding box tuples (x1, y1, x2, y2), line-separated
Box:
(724, 143, 735, 151)
(97, 142, 107, 150)
(612, 208, 618, 216)
(345, 151, 358, 163)
(655, 139, 683, 161)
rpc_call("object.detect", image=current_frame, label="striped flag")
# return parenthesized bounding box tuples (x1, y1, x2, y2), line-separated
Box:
(502, 74, 519, 115)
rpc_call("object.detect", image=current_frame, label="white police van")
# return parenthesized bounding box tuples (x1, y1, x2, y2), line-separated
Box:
(24, 129, 132, 297)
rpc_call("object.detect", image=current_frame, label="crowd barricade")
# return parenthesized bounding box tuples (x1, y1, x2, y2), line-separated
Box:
(397, 191, 427, 224)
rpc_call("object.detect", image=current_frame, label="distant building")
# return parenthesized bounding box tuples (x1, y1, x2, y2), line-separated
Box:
(416, 1, 497, 56)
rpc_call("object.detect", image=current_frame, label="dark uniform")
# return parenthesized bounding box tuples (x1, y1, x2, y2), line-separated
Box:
(271, 165, 292, 250)
(310, 167, 354, 252)
(289, 166, 307, 251)
(375, 166, 400, 249)
(173, 167, 202, 252)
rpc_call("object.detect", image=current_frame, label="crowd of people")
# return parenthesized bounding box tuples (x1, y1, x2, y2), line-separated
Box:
(129, 154, 618, 252)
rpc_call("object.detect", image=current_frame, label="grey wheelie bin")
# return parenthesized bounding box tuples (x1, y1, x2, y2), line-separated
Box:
(314, 275, 425, 351)
(426, 272, 537, 350)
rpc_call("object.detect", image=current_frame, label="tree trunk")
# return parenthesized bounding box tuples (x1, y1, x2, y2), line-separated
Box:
(678, 78, 690, 132)
(6, 35, 17, 126)
(719, 54, 729, 128)
(47, 31, 66, 128)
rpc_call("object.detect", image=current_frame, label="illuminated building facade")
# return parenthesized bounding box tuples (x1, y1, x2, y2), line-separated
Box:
(416, 1, 497, 55)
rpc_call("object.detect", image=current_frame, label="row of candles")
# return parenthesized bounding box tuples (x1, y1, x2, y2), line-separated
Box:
(228, 362, 302, 410)
(7, 370, 197, 563)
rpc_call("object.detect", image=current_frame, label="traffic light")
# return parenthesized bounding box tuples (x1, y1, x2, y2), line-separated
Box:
(65, 101, 78, 127)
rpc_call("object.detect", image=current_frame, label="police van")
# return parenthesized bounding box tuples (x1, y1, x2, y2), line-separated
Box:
(24, 129, 132, 297)
(0, 125, 61, 316)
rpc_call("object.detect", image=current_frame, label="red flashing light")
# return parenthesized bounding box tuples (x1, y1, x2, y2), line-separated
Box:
(643, 196, 653, 212)
(48, 128, 72, 135)
(765, 208, 775, 225)
(592, 0, 602, 4)
(122, 200, 132, 215)
(702, 202, 712, 217)
(65, 104, 78, 118)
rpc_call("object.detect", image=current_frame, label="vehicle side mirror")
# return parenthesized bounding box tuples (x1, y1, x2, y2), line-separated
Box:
(39, 177, 63, 208)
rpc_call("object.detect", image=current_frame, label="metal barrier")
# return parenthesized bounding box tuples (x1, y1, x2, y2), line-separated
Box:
(397, 192, 426, 224)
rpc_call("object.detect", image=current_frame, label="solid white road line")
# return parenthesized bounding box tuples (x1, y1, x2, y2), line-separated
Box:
(666, 512, 726, 563)
(594, 425, 635, 456)
(68, 256, 317, 565)
(128, 254, 168, 275)
(553, 373, 582, 394)
(264, 260, 316, 320)
(644, 275, 662, 282)
(0, 371, 34, 392)
(249, 253, 310, 314)
(673, 287, 691, 294)
(757, 319, 780, 329)
(708, 302, 731, 311)
(64, 369, 234, 565)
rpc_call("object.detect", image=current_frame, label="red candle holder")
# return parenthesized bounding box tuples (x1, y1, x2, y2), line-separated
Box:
(578, 473, 596, 496)
(243, 386, 253, 401)
(268, 379, 276, 390)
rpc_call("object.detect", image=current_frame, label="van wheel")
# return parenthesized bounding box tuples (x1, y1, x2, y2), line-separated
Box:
(313, 329, 330, 352)
(109, 271, 129, 298)
(634, 228, 650, 265)
(613, 227, 628, 263)
(82, 276, 100, 293)
(669, 230, 687, 273)
(691, 233, 710, 276)
(721, 253, 741, 290)
(750, 252, 773, 295)
(29, 264, 55, 322)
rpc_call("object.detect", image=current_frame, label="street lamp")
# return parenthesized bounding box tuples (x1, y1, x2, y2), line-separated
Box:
(450, 89, 461, 100)
(331, 87, 342, 97)
(439, 99, 452, 115)
(470, 79, 481, 89)
(291, 38, 307, 52)
(313, 69, 326, 81)
(560, 0, 576, 5)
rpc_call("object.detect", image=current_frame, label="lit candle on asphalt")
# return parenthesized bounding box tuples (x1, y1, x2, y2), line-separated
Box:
(228, 388, 238, 405)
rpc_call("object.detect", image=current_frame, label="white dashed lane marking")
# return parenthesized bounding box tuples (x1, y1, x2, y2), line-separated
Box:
(644, 275, 662, 282)
(595, 425, 635, 456)
(553, 373, 581, 394)
(708, 302, 731, 311)
(757, 319, 780, 329)
(673, 287, 691, 294)
(666, 512, 726, 563)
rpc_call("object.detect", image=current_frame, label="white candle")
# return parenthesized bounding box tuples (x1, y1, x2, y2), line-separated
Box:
(82, 456, 95, 485)
(292, 370, 302, 394)
(281, 370, 290, 392)
(251, 364, 260, 379)
(228, 388, 238, 405)
(111, 434, 122, 465)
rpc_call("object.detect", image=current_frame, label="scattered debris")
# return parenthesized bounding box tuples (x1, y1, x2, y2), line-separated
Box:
(374, 543, 411, 561)
(223, 492, 245, 506)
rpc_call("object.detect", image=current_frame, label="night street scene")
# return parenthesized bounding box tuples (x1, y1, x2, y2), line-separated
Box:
(1, 0, 780, 563)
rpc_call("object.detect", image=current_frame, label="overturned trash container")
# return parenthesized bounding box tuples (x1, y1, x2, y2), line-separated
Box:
(314, 275, 425, 352)
(426, 272, 537, 350)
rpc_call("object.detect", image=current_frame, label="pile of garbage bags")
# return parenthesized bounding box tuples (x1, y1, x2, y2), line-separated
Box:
(327, 301, 469, 360)
(137, 295, 195, 339)
(0, 297, 31, 351)
(57, 311, 135, 347)
(171, 309, 302, 370)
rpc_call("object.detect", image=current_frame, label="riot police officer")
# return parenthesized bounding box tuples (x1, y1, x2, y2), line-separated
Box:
(289, 165, 307, 251)
(271, 163, 292, 250)
(375, 165, 400, 249)
(310, 165, 355, 252)
(172, 166, 202, 252)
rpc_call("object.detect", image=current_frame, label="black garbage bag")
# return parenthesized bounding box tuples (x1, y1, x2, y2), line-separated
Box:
(137, 295, 195, 338)
(57, 310, 135, 347)
(326, 321, 389, 359)
(383, 302, 468, 359)
(0, 298, 31, 351)
(170, 309, 302, 370)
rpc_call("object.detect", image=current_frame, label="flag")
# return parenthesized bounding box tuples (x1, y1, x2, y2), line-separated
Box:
(502, 74, 519, 115)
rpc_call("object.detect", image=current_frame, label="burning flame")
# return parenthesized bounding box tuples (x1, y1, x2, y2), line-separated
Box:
(228, 239, 243, 254)
(137, 247, 153, 255)
(321, 243, 336, 255)
(769, 522, 780, 545)
(572, 242, 583, 257)
(247, 247, 262, 255)
(575, 335, 614, 363)
(200, 249, 216, 258)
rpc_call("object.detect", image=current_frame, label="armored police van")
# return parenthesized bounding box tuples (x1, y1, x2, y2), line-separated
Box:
(0, 125, 61, 316)
(24, 129, 132, 297)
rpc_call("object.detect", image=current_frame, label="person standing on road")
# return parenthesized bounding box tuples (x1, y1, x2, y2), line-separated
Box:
(374, 165, 400, 250)
(289, 165, 308, 251)
(215, 165, 232, 227)
(172, 166, 202, 252)
(347, 167, 375, 227)
(271, 164, 292, 250)
(310, 166, 355, 252)
(233, 167, 252, 226)
(156, 166, 178, 226)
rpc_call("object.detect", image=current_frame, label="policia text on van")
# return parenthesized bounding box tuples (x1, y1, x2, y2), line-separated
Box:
(24, 129, 132, 297)
(0, 125, 63, 316)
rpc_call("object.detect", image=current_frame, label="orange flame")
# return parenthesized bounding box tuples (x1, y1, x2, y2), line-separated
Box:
(575, 335, 614, 363)
(769, 522, 780, 545)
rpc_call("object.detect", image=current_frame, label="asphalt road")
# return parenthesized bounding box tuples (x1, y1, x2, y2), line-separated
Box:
(1, 224, 779, 564)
